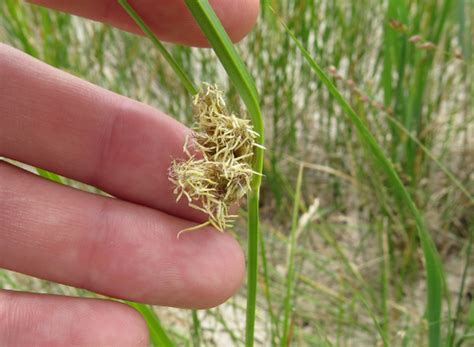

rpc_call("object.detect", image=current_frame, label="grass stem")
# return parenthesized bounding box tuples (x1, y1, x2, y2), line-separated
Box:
(274, 10, 445, 347)
(281, 164, 304, 346)
(117, 0, 197, 95)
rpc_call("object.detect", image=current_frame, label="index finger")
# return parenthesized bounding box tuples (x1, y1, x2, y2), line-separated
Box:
(27, 0, 260, 47)
(0, 44, 201, 222)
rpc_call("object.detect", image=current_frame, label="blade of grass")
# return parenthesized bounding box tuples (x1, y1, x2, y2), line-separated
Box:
(182, 2, 264, 347)
(448, 226, 473, 346)
(275, 11, 445, 347)
(382, 112, 473, 203)
(117, 0, 197, 95)
(191, 310, 202, 347)
(317, 223, 390, 344)
(0, 270, 17, 288)
(182, 0, 264, 183)
(128, 301, 175, 347)
(244, 189, 260, 347)
(281, 164, 304, 346)
(36, 168, 63, 183)
(259, 227, 279, 345)
(379, 220, 391, 346)
(4, 0, 38, 57)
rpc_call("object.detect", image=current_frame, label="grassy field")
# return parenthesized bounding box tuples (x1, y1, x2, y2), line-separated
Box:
(1, 0, 473, 346)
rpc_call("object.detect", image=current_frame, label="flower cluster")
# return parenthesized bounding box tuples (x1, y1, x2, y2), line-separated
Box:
(169, 84, 258, 234)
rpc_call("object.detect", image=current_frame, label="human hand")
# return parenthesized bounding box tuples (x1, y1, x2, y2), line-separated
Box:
(0, 0, 259, 345)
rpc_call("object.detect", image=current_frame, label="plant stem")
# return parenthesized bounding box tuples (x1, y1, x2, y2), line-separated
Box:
(281, 164, 304, 346)
(182, 2, 264, 346)
(259, 223, 279, 345)
(246, 191, 260, 347)
(117, 0, 197, 95)
(128, 301, 175, 347)
(448, 227, 473, 346)
(191, 310, 201, 347)
(276, 10, 444, 347)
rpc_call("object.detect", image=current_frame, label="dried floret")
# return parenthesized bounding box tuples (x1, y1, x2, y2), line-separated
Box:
(169, 83, 258, 235)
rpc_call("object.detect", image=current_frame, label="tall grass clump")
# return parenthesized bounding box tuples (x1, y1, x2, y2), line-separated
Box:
(277, 14, 444, 346)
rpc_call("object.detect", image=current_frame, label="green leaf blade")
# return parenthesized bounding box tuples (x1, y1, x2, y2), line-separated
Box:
(277, 14, 445, 347)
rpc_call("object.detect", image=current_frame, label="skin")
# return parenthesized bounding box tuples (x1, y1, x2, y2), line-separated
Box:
(0, 0, 259, 345)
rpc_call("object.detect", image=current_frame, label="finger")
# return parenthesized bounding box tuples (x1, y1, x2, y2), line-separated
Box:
(0, 43, 202, 222)
(0, 290, 148, 347)
(27, 0, 259, 47)
(0, 162, 245, 309)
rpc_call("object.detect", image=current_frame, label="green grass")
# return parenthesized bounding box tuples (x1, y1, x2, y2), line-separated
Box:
(128, 301, 175, 347)
(278, 14, 445, 346)
(281, 164, 304, 345)
(1, 0, 472, 346)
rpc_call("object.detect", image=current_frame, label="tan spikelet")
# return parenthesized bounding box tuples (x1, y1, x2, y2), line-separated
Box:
(169, 83, 258, 235)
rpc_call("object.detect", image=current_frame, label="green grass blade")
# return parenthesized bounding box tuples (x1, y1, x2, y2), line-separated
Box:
(128, 302, 175, 347)
(259, 229, 279, 345)
(4, 0, 38, 57)
(36, 168, 63, 183)
(183, 0, 264, 186)
(191, 310, 202, 347)
(117, 0, 197, 95)
(382, 113, 473, 203)
(281, 164, 304, 346)
(448, 227, 473, 346)
(277, 15, 444, 347)
(246, 193, 260, 347)
(182, 2, 264, 347)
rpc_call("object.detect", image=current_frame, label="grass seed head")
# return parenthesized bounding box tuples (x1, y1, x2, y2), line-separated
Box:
(169, 83, 257, 234)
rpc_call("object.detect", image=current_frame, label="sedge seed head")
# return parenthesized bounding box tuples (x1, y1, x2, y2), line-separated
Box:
(169, 83, 257, 232)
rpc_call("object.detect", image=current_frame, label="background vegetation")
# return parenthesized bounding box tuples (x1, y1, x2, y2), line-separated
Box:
(1, 0, 472, 345)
